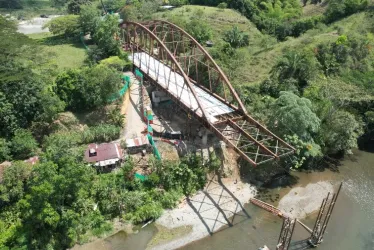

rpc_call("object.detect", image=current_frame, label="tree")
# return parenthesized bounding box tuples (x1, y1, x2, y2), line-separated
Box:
(92, 14, 122, 58)
(120, 5, 138, 22)
(321, 110, 363, 154)
(269, 91, 320, 141)
(10, 129, 38, 159)
(0, 93, 18, 138)
(271, 51, 317, 90)
(79, 4, 101, 36)
(55, 65, 122, 111)
(325, 0, 368, 23)
(43, 15, 80, 38)
(217, 2, 227, 8)
(0, 161, 32, 206)
(50, 0, 69, 7)
(67, 0, 93, 14)
(185, 19, 212, 43)
(0, 138, 11, 162)
(0, 17, 65, 138)
(223, 26, 249, 48)
(102, 0, 126, 12)
(0, 0, 22, 8)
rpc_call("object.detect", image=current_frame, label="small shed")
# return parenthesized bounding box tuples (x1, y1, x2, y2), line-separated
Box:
(206, 41, 214, 47)
(84, 143, 123, 168)
(160, 5, 175, 10)
(126, 136, 151, 154)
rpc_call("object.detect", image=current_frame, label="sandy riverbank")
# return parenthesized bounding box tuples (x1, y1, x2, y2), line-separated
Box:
(149, 177, 257, 250)
(278, 181, 334, 219)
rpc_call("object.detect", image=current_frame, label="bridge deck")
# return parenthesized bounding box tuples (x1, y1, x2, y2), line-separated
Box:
(131, 52, 234, 123)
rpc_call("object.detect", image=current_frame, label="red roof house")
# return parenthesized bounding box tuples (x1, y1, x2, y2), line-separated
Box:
(84, 143, 123, 167)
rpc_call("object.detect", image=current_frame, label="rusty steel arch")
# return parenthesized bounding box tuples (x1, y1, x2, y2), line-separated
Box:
(142, 20, 247, 115)
(121, 21, 295, 167)
(121, 21, 208, 119)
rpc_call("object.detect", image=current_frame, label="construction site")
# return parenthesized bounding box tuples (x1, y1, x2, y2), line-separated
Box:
(114, 19, 349, 250)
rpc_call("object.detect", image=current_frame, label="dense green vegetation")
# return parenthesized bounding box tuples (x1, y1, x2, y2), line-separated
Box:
(155, 4, 374, 168)
(0, 2, 216, 248)
(1, 0, 374, 248)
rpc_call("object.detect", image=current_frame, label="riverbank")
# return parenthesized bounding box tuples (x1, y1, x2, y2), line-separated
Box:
(278, 181, 334, 219)
(149, 176, 257, 250)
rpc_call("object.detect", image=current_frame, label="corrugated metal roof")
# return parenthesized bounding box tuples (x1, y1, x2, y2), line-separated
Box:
(126, 136, 149, 148)
(84, 143, 123, 164)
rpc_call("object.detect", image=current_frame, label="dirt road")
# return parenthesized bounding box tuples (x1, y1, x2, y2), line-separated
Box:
(123, 73, 146, 139)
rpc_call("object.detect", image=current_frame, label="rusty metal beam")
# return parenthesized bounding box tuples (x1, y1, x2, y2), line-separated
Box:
(149, 20, 247, 114)
(121, 22, 208, 119)
(121, 20, 295, 167)
(228, 119, 279, 159)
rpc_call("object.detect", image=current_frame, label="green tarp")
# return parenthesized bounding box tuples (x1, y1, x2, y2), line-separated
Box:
(135, 69, 143, 79)
(135, 173, 148, 181)
(108, 76, 131, 102)
(147, 134, 161, 160)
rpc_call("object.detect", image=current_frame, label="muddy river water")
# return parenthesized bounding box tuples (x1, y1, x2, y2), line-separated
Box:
(82, 150, 374, 250)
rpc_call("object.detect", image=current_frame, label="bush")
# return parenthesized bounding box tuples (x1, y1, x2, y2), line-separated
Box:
(67, 0, 93, 14)
(43, 15, 80, 38)
(223, 26, 249, 48)
(185, 19, 212, 43)
(55, 65, 122, 111)
(99, 56, 126, 71)
(0, 138, 11, 162)
(81, 124, 121, 143)
(11, 129, 38, 160)
(128, 202, 163, 224)
(325, 0, 368, 23)
(217, 2, 227, 9)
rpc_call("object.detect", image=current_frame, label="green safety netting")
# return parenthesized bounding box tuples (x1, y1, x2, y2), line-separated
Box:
(147, 134, 161, 160)
(108, 75, 131, 102)
(134, 173, 148, 181)
(135, 68, 143, 79)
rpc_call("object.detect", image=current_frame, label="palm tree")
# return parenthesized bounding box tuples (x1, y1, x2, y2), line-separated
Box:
(271, 51, 314, 89)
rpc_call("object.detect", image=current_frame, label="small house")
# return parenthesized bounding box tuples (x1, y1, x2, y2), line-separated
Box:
(126, 136, 151, 154)
(84, 143, 123, 168)
(206, 41, 214, 47)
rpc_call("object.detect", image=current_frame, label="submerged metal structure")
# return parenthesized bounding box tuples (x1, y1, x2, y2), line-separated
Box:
(251, 183, 342, 249)
(120, 20, 295, 167)
(308, 182, 343, 246)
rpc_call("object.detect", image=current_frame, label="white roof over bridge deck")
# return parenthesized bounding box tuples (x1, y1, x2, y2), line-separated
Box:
(131, 52, 234, 123)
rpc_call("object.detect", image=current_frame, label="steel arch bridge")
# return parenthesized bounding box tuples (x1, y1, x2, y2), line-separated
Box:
(120, 20, 295, 167)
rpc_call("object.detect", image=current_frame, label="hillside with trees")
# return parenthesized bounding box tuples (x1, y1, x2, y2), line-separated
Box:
(0, 0, 374, 248)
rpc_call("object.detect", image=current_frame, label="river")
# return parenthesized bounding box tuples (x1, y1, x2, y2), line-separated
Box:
(77, 150, 374, 250)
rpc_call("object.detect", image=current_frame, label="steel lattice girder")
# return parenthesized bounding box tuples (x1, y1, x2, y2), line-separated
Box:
(120, 21, 295, 167)
(141, 20, 246, 113)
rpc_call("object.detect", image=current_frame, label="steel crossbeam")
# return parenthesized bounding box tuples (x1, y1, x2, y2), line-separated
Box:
(120, 20, 295, 167)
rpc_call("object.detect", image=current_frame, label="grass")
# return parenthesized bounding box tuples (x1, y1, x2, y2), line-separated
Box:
(153, 5, 374, 86)
(28, 32, 86, 70)
(302, 2, 328, 18)
(153, 5, 263, 45)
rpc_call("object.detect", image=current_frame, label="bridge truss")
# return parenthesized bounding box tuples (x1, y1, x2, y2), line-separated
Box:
(120, 20, 295, 166)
